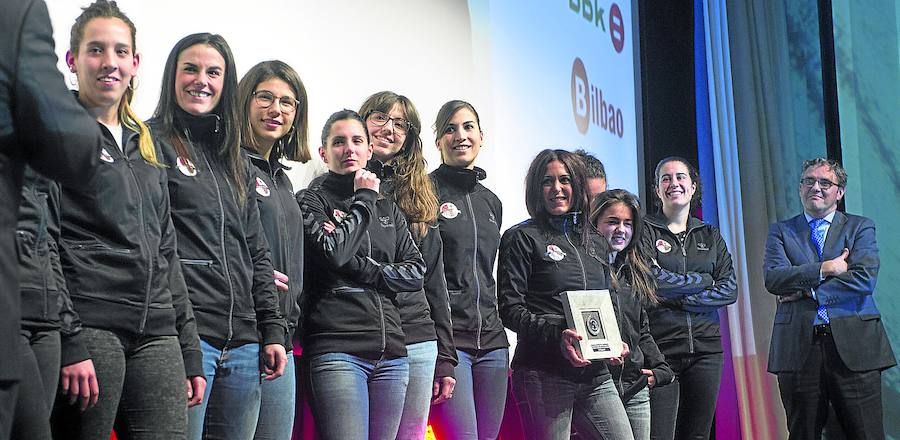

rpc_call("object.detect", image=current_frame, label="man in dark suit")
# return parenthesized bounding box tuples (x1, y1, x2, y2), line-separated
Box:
(764, 157, 895, 439)
(1, 0, 101, 436)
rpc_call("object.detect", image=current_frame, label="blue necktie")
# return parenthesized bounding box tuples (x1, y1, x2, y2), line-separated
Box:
(810, 218, 829, 324)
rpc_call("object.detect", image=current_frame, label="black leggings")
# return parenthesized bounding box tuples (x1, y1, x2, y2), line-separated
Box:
(12, 329, 60, 440)
(649, 352, 724, 440)
(52, 327, 187, 440)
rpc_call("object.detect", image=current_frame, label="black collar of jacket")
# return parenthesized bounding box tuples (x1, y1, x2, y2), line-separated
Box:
(243, 146, 291, 176)
(433, 163, 486, 191)
(174, 107, 222, 146)
(72, 90, 139, 149)
(321, 171, 357, 199)
(548, 211, 581, 232)
(644, 211, 706, 232)
(365, 159, 395, 180)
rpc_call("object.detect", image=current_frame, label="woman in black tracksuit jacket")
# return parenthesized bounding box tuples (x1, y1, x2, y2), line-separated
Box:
(51, 4, 204, 439)
(499, 149, 633, 440)
(238, 60, 310, 440)
(150, 33, 288, 440)
(642, 157, 737, 440)
(590, 189, 674, 440)
(428, 100, 509, 440)
(298, 109, 425, 440)
(359, 91, 458, 440)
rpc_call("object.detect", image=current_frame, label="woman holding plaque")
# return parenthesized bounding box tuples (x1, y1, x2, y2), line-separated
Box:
(590, 189, 674, 440)
(642, 157, 736, 440)
(498, 149, 633, 440)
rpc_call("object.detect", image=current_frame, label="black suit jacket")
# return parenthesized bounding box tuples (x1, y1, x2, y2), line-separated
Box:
(0, 0, 100, 381)
(764, 211, 895, 373)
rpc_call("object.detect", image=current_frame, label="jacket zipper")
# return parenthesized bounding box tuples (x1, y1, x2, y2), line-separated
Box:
(465, 193, 483, 349)
(270, 168, 290, 313)
(200, 146, 236, 345)
(36, 191, 49, 319)
(677, 226, 699, 354)
(562, 219, 587, 290)
(366, 230, 386, 353)
(120, 136, 154, 335)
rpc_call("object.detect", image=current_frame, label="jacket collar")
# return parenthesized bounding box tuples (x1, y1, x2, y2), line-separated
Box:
(548, 211, 581, 233)
(174, 107, 222, 146)
(243, 146, 290, 176)
(433, 164, 486, 191)
(645, 211, 706, 232)
(321, 171, 357, 199)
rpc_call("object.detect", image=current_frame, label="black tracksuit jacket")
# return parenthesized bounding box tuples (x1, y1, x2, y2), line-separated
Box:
(498, 214, 611, 383)
(379, 172, 458, 379)
(246, 149, 303, 349)
(607, 259, 675, 402)
(298, 172, 426, 359)
(56, 123, 202, 375)
(152, 111, 286, 351)
(16, 167, 79, 339)
(430, 164, 508, 353)
(640, 213, 737, 357)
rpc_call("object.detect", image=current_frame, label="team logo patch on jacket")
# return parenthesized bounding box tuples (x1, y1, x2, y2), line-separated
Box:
(545, 244, 566, 261)
(440, 202, 460, 219)
(99, 148, 114, 163)
(696, 242, 709, 251)
(656, 239, 672, 254)
(332, 209, 347, 223)
(176, 156, 197, 177)
(379, 215, 394, 227)
(255, 177, 270, 197)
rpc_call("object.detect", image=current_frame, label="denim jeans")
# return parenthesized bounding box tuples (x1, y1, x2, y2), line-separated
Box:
(189, 340, 262, 440)
(12, 330, 59, 440)
(397, 341, 437, 440)
(512, 369, 634, 440)
(52, 327, 187, 440)
(305, 352, 409, 440)
(430, 348, 509, 440)
(254, 352, 295, 440)
(649, 352, 723, 440)
(624, 386, 650, 440)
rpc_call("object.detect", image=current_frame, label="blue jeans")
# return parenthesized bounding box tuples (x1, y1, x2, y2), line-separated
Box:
(397, 341, 437, 440)
(430, 348, 508, 440)
(254, 351, 295, 440)
(189, 340, 262, 440)
(649, 353, 723, 440)
(624, 386, 651, 440)
(512, 369, 634, 440)
(305, 352, 409, 440)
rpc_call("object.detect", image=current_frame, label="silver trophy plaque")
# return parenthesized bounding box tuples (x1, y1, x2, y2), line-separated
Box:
(560, 290, 624, 360)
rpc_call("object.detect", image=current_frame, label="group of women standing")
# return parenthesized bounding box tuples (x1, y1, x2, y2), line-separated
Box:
(13, 1, 737, 439)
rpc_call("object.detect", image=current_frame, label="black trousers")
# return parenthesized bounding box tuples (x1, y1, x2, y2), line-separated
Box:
(649, 352, 723, 440)
(12, 329, 59, 440)
(777, 330, 884, 440)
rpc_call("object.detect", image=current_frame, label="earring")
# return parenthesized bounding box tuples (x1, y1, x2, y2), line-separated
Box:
(128, 76, 140, 91)
(68, 73, 77, 86)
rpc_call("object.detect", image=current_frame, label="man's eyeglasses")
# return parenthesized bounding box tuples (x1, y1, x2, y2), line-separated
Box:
(367, 111, 411, 134)
(253, 90, 299, 114)
(800, 177, 840, 190)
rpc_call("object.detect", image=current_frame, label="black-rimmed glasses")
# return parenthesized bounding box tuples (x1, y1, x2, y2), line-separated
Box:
(367, 111, 411, 134)
(800, 177, 840, 190)
(253, 90, 299, 114)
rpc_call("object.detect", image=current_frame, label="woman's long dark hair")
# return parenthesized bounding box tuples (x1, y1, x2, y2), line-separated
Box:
(238, 60, 310, 163)
(360, 91, 437, 240)
(524, 149, 592, 246)
(589, 189, 658, 305)
(152, 33, 245, 201)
